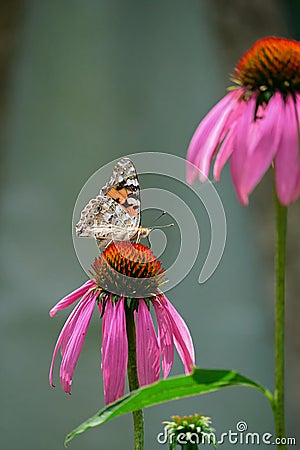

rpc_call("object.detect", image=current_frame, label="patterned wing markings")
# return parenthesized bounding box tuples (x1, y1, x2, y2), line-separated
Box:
(76, 158, 150, 251)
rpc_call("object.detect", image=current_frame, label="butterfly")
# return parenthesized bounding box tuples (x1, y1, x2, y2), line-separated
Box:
(76, 158, 151, 251)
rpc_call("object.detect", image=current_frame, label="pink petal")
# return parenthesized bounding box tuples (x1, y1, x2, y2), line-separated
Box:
(136, 300, 160, 386)
(187, 91, 242, 183)
(275, 95, 300, 205)
(230, 95, 257, 204)
(102, 297, 128, 404)
(291, 165, 300, 203)
(152, 298, 174, 378)
(49, 280, 96, 317)
(60, 293, 97, 393)
(49, 291, 90, 387)
(159, 295, 195, 374)
(49, 291, 97, 393)
(233, 93, 284, 204)
(213, 123, 237, 181)
(213, 95, 248, 181)
(291, 94, 300, 202)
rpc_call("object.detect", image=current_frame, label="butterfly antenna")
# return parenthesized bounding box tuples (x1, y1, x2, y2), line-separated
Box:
(146, 223, 174, 248)
(149, 223, 174, 231)
(152, 210, 167, 225)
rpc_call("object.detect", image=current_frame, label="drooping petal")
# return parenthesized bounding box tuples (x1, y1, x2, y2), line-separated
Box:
(101, 297, 128, 404)
(233, 93, 284, 204)
(275, 95, 300, 205)
(136, 300, 160, 386)
(152, 297, 174, 378)
(213, 95, 248, 181)
(49, 291, 97, 393)
(49, 299, 83, 388)
(49, 279, 96, 317)
(60, 292, 97, 393)
(159, 295, 195, 374)
(187, 91, 241, 183)
(229, 95, 257, 204)
(291, 165, 300, 203)
(290, 94, 300, 202)
(213, 122, 237, 181)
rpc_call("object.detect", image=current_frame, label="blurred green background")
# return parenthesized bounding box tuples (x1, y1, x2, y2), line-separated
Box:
(1, 1, 299, 449)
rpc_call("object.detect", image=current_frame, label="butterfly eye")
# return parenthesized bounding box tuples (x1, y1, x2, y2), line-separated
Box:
(87, 220, 94, 226)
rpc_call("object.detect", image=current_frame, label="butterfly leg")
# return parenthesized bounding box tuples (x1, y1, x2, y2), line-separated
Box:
(105, 239, 113, 249)
(146, 234, 151, 248)
(136, 229, 141, 243)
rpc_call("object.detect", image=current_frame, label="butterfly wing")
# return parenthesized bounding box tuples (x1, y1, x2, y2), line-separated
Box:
(100, 157, 141, 220)
(76, 158, 141, 250)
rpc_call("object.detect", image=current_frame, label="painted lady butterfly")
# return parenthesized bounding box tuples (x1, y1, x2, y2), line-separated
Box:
(76, 158, 151, 250)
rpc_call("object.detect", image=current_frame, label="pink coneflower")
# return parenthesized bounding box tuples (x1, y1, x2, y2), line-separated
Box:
(49, 242, 195, 405)
(187, 37, 300, 205)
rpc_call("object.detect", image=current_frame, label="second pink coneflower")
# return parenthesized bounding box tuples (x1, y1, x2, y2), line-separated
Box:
(187, 36, 300, 205)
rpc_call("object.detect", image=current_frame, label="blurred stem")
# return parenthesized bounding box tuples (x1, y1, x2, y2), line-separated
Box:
(273, 192, 287, 449)
(181, 445, 198, 450)
(181, 443, 199, 450)
(125, 304, 144, 450)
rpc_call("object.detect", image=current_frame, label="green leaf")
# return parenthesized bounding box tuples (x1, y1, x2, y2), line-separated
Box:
(65, 368, 273, 446)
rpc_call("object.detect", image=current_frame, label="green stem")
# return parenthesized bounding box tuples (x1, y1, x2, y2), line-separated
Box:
(273, 193, 287, 449)
(125, 303, 144, 450)
(181, 444, 198, 450)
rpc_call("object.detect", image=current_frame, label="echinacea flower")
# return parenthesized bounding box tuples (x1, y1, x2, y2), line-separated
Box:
(49, 242, 195, 404)
(187, 36, 300, 205)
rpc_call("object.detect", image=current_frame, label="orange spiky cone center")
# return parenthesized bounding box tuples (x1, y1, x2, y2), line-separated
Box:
(232, 37, 300, 94)
(91, 242, 164, 297)
(103, 242, 163, 278)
